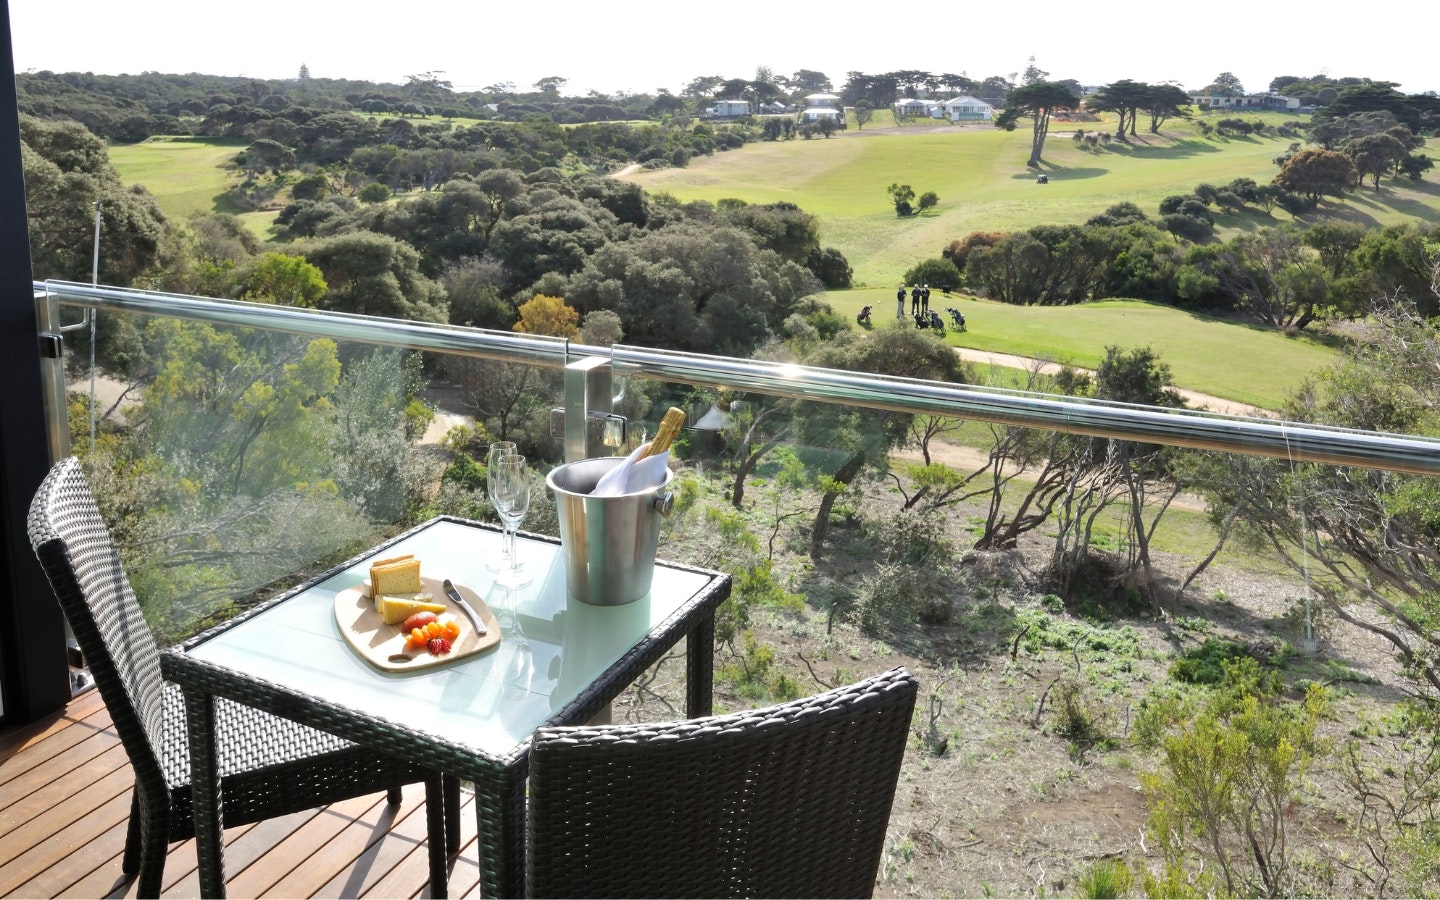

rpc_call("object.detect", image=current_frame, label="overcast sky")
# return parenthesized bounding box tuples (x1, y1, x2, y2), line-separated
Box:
(9, 0, 1437, 98)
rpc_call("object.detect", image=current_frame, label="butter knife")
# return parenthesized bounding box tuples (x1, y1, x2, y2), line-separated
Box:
(442, 578, 487, 636)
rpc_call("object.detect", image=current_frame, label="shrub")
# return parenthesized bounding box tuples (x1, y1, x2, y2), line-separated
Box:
(1274, 189, 1317, 217)
(902, 257, 962, 291)
(357, 182, 391, 203)
(1160, 213, 1214, 243)
(806, 246, 853, 289)
(1141, 662, 1328, 898)
(1214, 190, 1245, 213)
(1169, 637, 1247, 684)
(1050, 677, 1115, 760)
(887, 182, 916, 216)
(1225, 176, 1260, 202)
(1078, 859, 1134, 900)
(855, 508, 962, 628)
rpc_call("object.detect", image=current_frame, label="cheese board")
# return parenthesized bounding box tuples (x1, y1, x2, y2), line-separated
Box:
(334, 576, 501, 672)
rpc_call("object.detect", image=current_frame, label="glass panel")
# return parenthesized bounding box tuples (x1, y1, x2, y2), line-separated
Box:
(64, 307, 566, 645)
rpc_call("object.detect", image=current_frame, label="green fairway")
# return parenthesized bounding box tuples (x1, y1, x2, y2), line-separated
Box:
(834, 289, 1335, 410)
(109, 136, 249, 219)
(626, 117, 1440, 289)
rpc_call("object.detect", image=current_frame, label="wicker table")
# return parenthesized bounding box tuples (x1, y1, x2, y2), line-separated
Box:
(163, 515, 730, 898)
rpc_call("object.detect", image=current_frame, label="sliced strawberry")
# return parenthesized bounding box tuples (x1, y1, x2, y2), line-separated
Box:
(427, 636, 452, 655)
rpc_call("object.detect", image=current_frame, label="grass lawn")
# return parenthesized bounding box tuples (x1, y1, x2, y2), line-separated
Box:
(832, 291, 1335, 410)
(109, 136, 248, 219)
(626, 115, 1440, 289)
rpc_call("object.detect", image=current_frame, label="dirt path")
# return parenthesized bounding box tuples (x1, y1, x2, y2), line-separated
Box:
(953, 347, 1268, 417)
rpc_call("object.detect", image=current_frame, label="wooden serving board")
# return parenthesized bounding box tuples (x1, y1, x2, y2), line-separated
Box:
(334, 577, 501, 673)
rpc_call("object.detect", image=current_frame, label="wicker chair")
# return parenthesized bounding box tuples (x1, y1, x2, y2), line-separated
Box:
(27, 456, 451, 898)
(525, 666, 918, 899)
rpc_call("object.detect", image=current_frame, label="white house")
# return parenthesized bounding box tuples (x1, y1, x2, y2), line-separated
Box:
(706, 99, 751, 118)
(800, 106, 844, 125)
(894, 98, 926, 117)
(1188, 93, 1301, 111)
(803, 93, 841, 109)
(943, 96, 994, 122)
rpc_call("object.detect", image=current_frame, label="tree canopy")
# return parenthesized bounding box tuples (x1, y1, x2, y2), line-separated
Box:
(995, 81, 1080, 168)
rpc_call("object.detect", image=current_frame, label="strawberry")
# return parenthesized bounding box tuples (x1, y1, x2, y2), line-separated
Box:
(427, 636, 452, 655)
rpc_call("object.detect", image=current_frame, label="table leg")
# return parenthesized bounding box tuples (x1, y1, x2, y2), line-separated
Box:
(473, 768, 526, 897)
(183, 689, 226, 898)
(686, 612, 715, 717)
(426, 772, 448, 898)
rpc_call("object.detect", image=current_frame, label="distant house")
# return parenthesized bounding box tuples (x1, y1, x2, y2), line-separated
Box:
(894, 98, 926, 117)
(943, 96, 994, 122)
(800, 106, 844, 125)
(800, 92, 846, 127)
(706, 99, 751, 118)
(1189, 93, 1301, 111)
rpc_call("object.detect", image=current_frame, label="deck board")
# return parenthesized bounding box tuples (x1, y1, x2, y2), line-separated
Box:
(0, 689, 464, 898)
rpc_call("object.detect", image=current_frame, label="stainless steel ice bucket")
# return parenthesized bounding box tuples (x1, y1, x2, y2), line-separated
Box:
(546, 457, 675, 606)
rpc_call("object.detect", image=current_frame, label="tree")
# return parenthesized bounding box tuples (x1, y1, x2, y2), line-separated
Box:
(789, 69, 833, 94)
(1274, 148, 1358, 201)
(1143, 83, 1193, 133)
(1399, 152, 1434, 181)
(1178, 228, 1349, 330)
(533, 76, 567, 95)
(1300, 221, 1365, 278)
(513, 293, 580, 338)
(564, 222, 817, 358)
(243, 252, 327, 307)
(1346, 132, 1409, 190)
(887, 182, 916, 216)
(682, 75, 725, 100)
(799, 325, 971, 557)
(1200, 72, 1245, 96)
(1086, 79, 1149, 137)
(853, 101, 874, 130)
(302, 231, 447, 322)
(916, 191, 939, 214)
(20, 115, 172, 286)
(1207, 296, 1440, 696)
(994, 81, 1080, 168)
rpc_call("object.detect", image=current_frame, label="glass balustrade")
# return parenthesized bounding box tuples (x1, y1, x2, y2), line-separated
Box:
(41, 282, 1440, 656)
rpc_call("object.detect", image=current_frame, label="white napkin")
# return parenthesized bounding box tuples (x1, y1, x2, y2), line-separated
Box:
(590, 442, 648, 496)
(591, 443, 668, 496)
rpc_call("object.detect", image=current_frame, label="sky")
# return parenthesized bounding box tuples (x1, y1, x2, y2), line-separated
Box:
(9, 0, 1438, 99)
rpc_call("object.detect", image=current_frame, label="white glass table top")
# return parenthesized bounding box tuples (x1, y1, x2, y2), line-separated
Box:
(187, 519, 715, 758)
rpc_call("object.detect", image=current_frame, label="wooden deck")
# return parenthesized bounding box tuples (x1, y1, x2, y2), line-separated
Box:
(0, 687, 479, 898)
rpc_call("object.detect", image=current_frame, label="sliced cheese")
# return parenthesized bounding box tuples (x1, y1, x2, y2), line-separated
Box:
(378, 594, 448, 625)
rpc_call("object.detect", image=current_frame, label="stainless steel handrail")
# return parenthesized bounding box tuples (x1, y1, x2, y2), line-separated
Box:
(40, 280, 1440, 477)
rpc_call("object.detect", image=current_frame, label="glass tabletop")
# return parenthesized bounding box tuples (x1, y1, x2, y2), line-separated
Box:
(185, 518, 716, 758)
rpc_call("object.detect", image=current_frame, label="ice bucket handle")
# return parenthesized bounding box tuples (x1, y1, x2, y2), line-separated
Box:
(653, 489, 675, 518)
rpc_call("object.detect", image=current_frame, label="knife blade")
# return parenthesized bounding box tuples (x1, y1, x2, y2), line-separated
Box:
(442, 578, 487, 636)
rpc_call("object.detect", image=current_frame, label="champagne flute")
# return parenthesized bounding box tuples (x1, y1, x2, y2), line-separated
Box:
(485, 441, 517, 571)
(492, 455, 533, 589)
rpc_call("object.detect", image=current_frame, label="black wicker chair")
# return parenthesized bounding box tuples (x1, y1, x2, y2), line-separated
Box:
(525, 666, 918, 899)
(27, 456, 451, 898)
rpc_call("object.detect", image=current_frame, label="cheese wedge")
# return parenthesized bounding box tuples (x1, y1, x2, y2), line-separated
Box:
(378, 594, 448, 625)
(370, 558, 422, 610)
